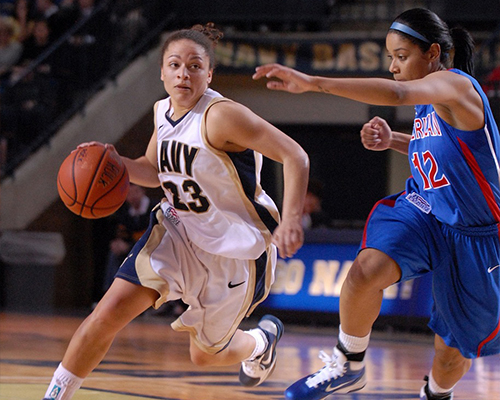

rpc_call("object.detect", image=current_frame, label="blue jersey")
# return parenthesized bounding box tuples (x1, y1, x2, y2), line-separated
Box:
(361, 69, 500, 358)
(406, 68, 500, 228)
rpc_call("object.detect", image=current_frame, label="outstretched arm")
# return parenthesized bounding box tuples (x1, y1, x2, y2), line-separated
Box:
(253, 63, 403, 105)
(253, 64, 481, 110)
(206, 101, 310, 259)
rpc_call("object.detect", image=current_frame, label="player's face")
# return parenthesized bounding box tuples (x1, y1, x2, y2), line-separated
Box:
(386, 32, 434, 81)
(161, 39, 213, 109)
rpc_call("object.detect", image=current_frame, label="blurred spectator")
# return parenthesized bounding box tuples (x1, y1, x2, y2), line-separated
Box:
(102, 184, 153, 292)
(13, 0, 35, 42)
(0, 0, 16, 16)
(66, 0, 110, 91)
(18, 17, 51, 64)
(0, 16, 22, 81)
(302, 177, 330, 229)
(109, 0, 146, 61)
(34, 0, 75, 39)
(33, 0, 58, 24)
(2, 16, 57, 155)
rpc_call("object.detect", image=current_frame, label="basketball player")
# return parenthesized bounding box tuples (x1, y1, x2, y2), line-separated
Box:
(42, 23, 309, 400)
(254, 8, 500, 400)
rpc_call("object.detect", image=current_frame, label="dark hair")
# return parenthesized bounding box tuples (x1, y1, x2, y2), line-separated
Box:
(160, 22, 224, 69)
(389, 8, 475, 75)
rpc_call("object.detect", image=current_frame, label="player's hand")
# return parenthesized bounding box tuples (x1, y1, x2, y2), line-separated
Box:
(76, 141, 104, 149)
(75, 142, 118, 154)
(360, 116, 392, 151)
(253, 63, 312, 94)
(272, 218, 304, 259)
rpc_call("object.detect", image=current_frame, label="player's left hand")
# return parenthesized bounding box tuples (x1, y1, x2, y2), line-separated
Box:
(272, 219, 304, 258)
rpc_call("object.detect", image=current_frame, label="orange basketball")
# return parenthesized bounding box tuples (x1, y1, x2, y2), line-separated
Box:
(57, 144, 130, 219)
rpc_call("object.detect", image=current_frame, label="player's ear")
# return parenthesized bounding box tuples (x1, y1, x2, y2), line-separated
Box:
(207, 69, 213, 84)
(428, 43, 441, 62)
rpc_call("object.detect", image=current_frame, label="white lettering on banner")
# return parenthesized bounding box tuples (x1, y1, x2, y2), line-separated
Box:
(312, 44, 336, 70)
(271, 259, 305, 295)
(272, 258, 415, 300)
(309, 260, 348, 296)
(215, 40, 389, 73)
(400, 280, 414, 300)
(215, 36, 496, 74)
(234, 44, 257, 67)
(217, 42, 235, 66)
(359, 41, 382, 71)
(336, 43, 357, 71)
(283, 45, 298, 68)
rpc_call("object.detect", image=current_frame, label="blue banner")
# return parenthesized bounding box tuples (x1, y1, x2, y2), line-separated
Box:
(263, 242, 433, 317)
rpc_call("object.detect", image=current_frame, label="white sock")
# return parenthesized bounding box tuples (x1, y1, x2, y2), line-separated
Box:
(44, 363, 84, 400)
(338, 324, 370, 354)
(428, 370, 454, 396)
(244, 328, 268, 361)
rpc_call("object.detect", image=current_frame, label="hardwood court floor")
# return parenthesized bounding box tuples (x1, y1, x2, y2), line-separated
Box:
(1, 312, 499, 400)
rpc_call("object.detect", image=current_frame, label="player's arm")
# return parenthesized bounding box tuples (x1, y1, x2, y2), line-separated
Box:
(206, 101, 310, 258)
(121, 102, 161, 188)
(121, 131, 160, 188)
(253, 64, 474, 106)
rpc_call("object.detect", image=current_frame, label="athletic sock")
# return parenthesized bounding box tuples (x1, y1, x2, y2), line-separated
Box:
(428, 370, 454, 398)
(244, 328, 268, 361)
(44, 363, 84, 400)
(338, 324, 370, 361)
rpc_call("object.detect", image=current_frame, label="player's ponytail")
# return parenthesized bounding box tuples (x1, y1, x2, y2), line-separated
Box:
(450, 27, 475, 75)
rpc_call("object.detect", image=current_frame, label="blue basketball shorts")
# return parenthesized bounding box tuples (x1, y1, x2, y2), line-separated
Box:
(361, 191, 500, 358)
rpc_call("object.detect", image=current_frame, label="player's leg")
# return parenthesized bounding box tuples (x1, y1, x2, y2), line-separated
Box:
(188, 314, 283, 387)
(419, 335, 472, 400)
(42, 279, 158, 400)
(285, 248, 401, 400)
(189, 329, 255, 366)
(340, 248, 402, 336)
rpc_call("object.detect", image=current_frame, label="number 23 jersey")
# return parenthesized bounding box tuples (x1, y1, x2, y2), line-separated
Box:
(155, 88, 279, 259)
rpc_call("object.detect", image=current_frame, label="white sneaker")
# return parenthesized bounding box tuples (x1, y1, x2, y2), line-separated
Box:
(285, 346, 366, 400)
(420, 376, 454, 400)
(239, 315, 284, 387)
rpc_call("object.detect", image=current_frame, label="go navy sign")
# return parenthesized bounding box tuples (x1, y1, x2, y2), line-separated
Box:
(263, 243, 432, 317)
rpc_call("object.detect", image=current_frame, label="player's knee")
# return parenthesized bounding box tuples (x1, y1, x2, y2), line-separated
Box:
(435, 346, 472, 374)
(347, 249, 400, 290)
(189, 348, 215, 367)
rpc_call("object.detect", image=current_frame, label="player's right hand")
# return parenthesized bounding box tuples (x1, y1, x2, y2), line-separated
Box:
(360, 116, 392, 151)
(253, 63, 312, 94)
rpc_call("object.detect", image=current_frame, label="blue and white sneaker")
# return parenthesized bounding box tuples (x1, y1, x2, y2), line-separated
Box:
(239, 314, 284, 387)
(285, 346, 366, 400)
(420, 376, 454, 400)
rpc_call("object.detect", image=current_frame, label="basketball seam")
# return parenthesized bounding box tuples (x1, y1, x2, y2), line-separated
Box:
(79, 146, 108, 217)
(89, 164, 129, 217)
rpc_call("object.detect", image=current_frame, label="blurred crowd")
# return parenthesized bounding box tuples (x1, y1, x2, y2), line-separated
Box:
(0, 0, 164, 175)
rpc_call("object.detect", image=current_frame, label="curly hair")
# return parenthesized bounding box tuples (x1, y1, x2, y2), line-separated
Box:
(161, 22, 224, 69)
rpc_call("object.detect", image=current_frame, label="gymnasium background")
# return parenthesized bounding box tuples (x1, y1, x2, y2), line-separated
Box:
(1, 0, 499, 333)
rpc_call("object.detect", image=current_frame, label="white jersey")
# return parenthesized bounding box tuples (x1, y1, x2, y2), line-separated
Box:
(156, 88, 280, 259)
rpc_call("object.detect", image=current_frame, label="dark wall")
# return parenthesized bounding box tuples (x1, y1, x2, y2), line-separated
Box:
(263, 124, 388, 225)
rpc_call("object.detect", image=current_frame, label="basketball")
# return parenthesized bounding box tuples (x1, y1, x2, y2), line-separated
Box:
(57, 143, 130, 219)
